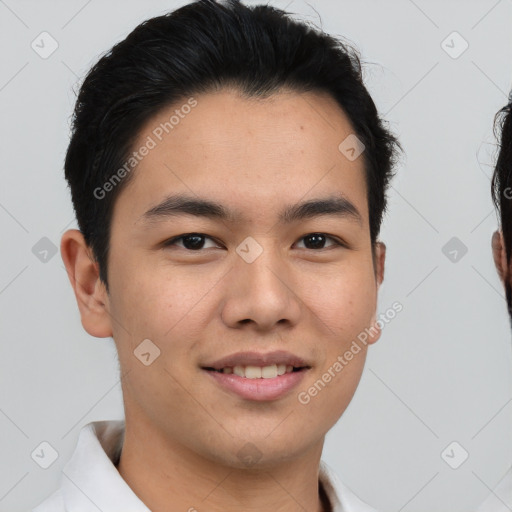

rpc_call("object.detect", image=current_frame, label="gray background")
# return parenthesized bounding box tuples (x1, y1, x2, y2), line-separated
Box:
(1, 0, 512, 510)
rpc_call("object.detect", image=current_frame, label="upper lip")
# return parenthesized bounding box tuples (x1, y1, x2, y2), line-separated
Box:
(202, 350, 311, 370)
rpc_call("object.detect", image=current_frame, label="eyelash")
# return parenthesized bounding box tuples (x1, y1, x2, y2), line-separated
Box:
(162, 233, 347, 251)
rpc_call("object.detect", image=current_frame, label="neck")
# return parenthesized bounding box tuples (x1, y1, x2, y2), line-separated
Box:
(116, 418, 329, 512)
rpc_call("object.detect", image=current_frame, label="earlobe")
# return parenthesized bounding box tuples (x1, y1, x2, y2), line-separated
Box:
(492, 230, 508, 284)
(60, 229, 113, 338)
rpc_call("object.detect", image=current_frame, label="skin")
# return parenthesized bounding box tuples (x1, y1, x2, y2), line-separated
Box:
(492, 230, 509, 284)
(61, 88, 386, 512)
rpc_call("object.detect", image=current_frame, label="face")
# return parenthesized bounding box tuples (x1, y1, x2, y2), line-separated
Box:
(65, 88, 385, 468)
(492, 231, 507, 282)
(493, 230, 512, 320)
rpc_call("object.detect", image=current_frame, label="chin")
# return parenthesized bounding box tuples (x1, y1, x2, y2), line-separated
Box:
(203, 435, 317, 471)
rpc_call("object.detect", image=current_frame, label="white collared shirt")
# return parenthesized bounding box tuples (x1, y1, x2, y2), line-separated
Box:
(32, 420, 379, 512)
(476, 467, 512, 511)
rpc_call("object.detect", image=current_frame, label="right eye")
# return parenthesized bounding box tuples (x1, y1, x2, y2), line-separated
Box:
(162, 233, 223, 251)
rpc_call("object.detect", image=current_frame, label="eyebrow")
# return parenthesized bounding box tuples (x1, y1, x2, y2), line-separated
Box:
(139, 193, 362, 226)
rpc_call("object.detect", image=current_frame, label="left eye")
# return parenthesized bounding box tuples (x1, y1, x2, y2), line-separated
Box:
(295, 233, 342, 250)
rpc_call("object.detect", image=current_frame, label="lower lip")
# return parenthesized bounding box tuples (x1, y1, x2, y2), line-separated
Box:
(203, 368, 309, 401)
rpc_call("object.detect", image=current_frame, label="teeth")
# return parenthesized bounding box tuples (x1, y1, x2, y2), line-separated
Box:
(233, 366, 245, 377)
(222, 364, 296, 378)
(245, 366, 262, 379)
(261, 365, 278, 378)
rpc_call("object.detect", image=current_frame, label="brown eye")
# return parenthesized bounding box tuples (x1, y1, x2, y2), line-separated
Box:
(164, 234, 221, 250)
(296, 233, 342, 250)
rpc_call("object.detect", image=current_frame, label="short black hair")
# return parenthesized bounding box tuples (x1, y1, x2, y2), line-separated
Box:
(64, 0, 400, 290)
(492, 98, 512, 318)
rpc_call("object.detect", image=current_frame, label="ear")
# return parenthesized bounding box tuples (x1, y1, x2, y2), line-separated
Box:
(367, 241, 386, 345)
(373, 241, 386, 289)
(492, 230, 508, 284)
(60, 229, 113, 338)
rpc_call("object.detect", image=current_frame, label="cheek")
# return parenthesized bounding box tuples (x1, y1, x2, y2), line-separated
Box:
(298, 352, 367, 434)
(293, 266, 375, 415)
(299, 265, 377, 335)
(109, 260, 218, 338)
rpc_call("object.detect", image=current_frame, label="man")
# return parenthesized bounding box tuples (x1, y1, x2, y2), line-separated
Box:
(491, 99, 512, 325)
(33, 0, 399, 510)
(477, 99, 512, 511)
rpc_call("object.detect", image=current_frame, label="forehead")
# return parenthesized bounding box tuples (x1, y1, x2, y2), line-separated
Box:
(115, 88, 368, 226)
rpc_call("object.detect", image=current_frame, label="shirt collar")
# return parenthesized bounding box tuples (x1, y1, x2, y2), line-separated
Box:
(37, 420, 378, 512)
(60, 420, 150, 511)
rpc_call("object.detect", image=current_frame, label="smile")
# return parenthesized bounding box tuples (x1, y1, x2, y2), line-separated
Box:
(205, 364, 302, 378)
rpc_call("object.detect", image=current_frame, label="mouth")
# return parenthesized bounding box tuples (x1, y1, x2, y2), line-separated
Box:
(201, 350, 311, 373)
(202, 364, 308, 378)
(200, 351, 312, 401)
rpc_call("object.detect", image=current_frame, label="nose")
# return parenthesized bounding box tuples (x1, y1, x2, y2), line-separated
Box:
(220, 244, 302, 332)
